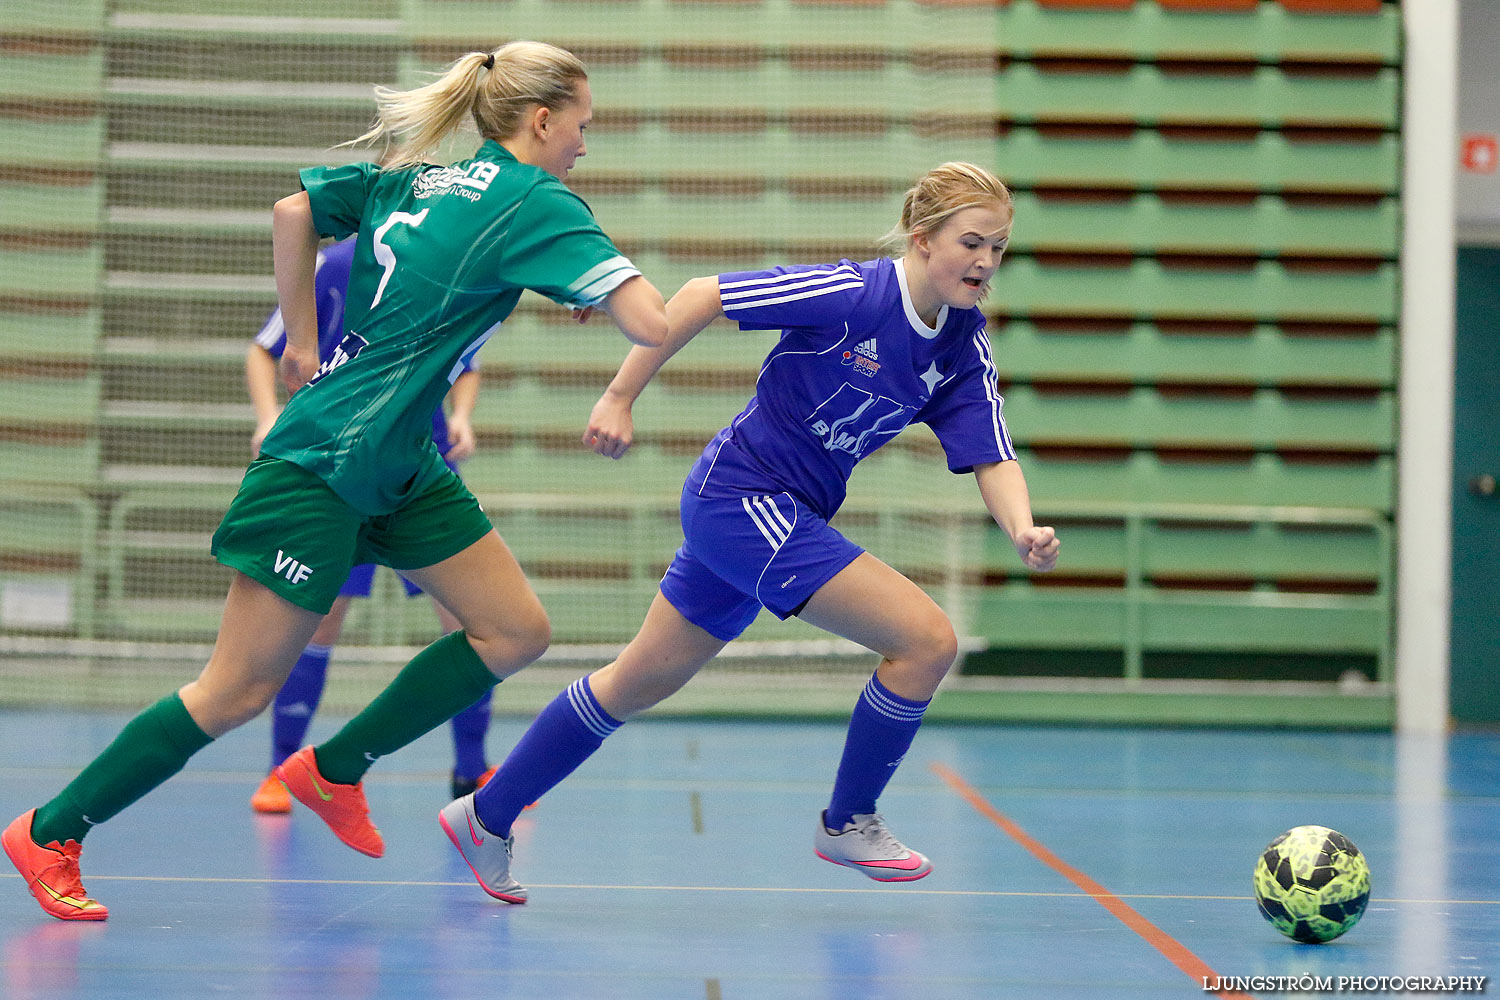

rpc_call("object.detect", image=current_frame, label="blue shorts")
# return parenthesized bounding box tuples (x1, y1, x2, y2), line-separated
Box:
(338, 564, 423, 599)
(659, 486, 864, 642)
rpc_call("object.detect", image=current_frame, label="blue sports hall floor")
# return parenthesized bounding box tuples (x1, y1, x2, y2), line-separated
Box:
(1, 707, 1496, 999)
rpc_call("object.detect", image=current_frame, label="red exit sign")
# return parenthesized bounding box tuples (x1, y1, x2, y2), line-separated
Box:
(1462, 134, 1498, 174)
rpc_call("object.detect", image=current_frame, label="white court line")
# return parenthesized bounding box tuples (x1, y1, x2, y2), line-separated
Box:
(0, 873, 1494, 905)
(2, 768, 1463, 804)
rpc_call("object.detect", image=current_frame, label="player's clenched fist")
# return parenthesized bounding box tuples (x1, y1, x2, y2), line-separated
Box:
(583, 391, 634, 459)
(1014, 525, 1059, 572)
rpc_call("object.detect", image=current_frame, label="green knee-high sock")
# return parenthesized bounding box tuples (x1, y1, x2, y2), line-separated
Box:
(314, 630, 498, 785)
(31, 692, 213, 846)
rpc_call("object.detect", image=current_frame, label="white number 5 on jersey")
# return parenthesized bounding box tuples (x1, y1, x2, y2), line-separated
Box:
(370, 209, 429, 309)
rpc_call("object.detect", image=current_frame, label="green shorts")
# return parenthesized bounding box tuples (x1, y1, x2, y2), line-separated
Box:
(211, 457, 494, 614)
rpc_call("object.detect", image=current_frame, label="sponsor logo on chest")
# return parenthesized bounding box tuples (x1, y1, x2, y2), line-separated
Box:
(840, 338, 881, 377)
(412, 161, 501, 202)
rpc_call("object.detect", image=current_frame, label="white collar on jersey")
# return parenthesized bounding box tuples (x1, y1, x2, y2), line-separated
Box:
(893, 257, 946, 340)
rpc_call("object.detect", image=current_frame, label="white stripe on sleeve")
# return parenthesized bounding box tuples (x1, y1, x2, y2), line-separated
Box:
(721, 279, 865, 313)
(971, 328, 1016, 461)
(720, 270, 859, 301)
(719, 264, 860, 294)
(254, 308, 286, 350)
(568, 255, 641, 307)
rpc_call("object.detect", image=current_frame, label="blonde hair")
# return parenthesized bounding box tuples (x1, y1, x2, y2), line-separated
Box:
(883, 162, 1013, 250)
(345, 41, 588, 169)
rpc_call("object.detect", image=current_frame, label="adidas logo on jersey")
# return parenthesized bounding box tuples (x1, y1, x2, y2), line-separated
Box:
(840, 337, 881, 377)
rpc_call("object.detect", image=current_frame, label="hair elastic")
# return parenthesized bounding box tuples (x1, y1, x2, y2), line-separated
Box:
(482, 53, 495, 70)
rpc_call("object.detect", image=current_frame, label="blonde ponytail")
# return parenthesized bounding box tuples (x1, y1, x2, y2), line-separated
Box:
(882, 162, 1013, 250)
(344, 41, 588, 169)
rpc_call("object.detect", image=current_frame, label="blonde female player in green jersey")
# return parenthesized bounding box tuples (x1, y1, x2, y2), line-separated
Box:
(2, 41, 666, 922)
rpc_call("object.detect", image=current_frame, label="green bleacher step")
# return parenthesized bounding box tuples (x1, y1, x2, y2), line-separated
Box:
(0, 117, 105, 169)
(976, 519, 1384, 581)
(854, 446, 1394, 510)
(993, 64, 1397, 129)
(1000, 385, 1395, 451)
(0, 49, 105, 102)
(0, 440, 100, 487)
(0, 307, 102, 358)
(0, 375, 103, 424)
(996, 0, 1399, 63)
(8, 0, 106, 33)
(0, 246, 104, 298)
(403, 0, 994, 51)
(973, 585, 1385, 654)
(0, 180, 105, 233)
(989, 322, 1395, 387)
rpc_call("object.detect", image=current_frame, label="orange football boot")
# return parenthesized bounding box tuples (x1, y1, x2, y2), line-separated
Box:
(250, 772, 292, 814)
(273, 747, 384, 857)
(3, 810, 108, 921)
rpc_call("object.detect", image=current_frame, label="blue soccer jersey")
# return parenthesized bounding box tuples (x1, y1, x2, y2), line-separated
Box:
(687, 256, 1016, 519)
(254, 237, 474, 456)
(254, 237, 356, 362)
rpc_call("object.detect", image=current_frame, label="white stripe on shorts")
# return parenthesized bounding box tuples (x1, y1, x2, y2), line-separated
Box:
(753, 495, 793, 539)
(742, 495, 787, 549)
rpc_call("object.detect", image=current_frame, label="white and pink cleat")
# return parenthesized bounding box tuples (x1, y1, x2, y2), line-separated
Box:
(815, 811, 933, 882)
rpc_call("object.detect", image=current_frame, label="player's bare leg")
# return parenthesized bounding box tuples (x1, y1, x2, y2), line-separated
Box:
(180, 573, 328, 736)
(589, 593, 730, 719)
(402, 530, 551, 681)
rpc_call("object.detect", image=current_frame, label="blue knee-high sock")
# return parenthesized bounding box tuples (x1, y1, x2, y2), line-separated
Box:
(271, 643, 331, 770)
(825, 673, 930, 830)
(473, 675, 620, 838)
(450, 687, 493, 781)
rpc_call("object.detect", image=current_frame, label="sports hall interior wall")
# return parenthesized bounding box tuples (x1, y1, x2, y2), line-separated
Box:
(0, 0, 1401, 726)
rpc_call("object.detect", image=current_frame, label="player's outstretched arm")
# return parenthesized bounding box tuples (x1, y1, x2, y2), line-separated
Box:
(974, 459, 1059, 572)
(600, 274, 667, 348)
(584, 275, 723, 459)
(271, 192, 322, 393)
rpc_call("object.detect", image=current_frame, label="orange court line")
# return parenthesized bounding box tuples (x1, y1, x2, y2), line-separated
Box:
(930, 761, 1254, 999)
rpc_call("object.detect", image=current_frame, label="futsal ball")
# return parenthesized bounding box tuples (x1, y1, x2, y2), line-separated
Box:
(1253, 825, 1370, 943)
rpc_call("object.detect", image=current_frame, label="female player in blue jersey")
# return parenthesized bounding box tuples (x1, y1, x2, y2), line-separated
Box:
(442, 162, 1060, 902)
(244, 235, 497, 811)
(4, 40, 666, 921)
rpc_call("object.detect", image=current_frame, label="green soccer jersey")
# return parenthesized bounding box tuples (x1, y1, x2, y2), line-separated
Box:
(260, 141, 639, 514)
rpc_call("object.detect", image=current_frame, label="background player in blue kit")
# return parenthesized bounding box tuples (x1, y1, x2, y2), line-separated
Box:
(442, 161, 1060, 902)
(244, 235, 497, 812)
